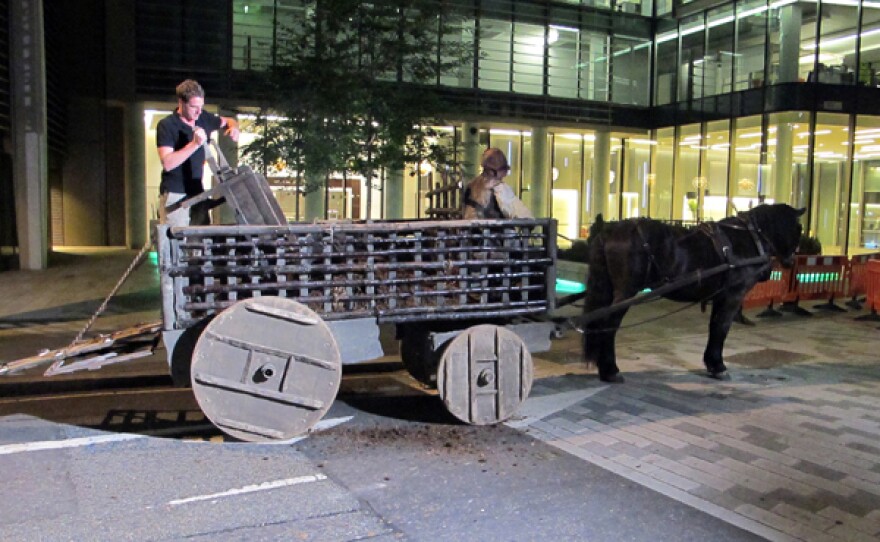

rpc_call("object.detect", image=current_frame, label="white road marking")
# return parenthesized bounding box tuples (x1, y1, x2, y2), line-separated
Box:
(168, 474, 328, 506)
(0, 433, 145, 455)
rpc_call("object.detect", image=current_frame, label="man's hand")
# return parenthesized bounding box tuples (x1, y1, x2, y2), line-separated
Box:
(193, 127, 208, 146)
(223, 117, 240, 143)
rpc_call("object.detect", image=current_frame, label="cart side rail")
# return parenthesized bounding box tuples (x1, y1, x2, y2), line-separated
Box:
(156, 219, 557, 330)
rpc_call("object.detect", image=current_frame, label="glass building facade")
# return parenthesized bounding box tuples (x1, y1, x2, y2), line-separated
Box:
(136, 0, 880, 256)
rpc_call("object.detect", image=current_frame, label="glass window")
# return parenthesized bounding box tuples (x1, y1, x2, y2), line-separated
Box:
(654, 25, 677, 105)
(478, 18, 512, 91)
(620, 136, 653, 218)
(676, 123, 702, 222)
(611, 36, 652, 105)
(548, 25, 580, 98)
(851, 116, 880, 252)
(810, 113, 850, 254)
(860, 3, 880, 87)
(512, 22, 546, 95)
(680, 15, 706, 102)
(734, 0, 768, 90)
(656, 0, 672, 17)
(814, 2, 859, 85)
(731, 115, 764, 219)
(704, 119, 730, 220)
(704, 5, 734, 97)
(552, 133, 586, 243)
(651, 127, 675, 219)
(582, 31, 610, 101)
(439, 16, 476, 88)
(232, 0, 294, 71)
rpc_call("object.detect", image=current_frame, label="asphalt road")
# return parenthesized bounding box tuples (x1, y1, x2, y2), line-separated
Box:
(0, 362, 763, 541)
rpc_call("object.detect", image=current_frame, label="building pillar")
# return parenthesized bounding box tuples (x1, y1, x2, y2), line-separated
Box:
(529, 126, 550, 218)
(773, 122, 794, 203)
(462, 123, 482, 180)
(126, 102, 147, 247)
(778, 4, 803, 83)
(11, 0, 49, 269)
(592, 129, 611, 220)
(385, 167, 404, 219)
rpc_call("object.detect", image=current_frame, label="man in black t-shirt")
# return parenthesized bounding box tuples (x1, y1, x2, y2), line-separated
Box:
(156, 79, 240, 226)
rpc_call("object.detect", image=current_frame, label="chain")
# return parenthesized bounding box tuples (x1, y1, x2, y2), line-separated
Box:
(68, 240, 154, 347)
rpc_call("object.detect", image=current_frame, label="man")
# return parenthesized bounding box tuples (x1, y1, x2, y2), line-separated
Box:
(156, 79, 240, 226)
(463, 147, 532, 219)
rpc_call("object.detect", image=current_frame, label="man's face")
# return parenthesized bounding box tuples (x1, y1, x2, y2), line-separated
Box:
(178, 96, 204, 122)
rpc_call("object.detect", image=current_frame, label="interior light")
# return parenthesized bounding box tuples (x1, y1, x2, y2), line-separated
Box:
(802, 27, 880, 51)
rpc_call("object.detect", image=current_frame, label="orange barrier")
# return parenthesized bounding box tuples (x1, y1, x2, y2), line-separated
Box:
(784, 255, 849, 313)
(855, 259, 880, 321)
(845, 253, 880, 309)
(742, 263, 793, 317)
(742, 253, 880, 319)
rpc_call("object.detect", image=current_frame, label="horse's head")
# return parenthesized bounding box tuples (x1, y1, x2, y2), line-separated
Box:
(743, 204, 805, 267)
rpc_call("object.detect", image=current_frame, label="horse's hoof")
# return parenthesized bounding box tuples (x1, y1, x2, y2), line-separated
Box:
(708, 370, 731, 381)
(600, 373, 625, 383)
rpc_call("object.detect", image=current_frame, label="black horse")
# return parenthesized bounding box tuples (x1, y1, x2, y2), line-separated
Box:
(582, 203, 805, 383)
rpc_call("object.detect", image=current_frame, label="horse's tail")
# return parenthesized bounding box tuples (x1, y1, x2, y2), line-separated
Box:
(585, 216, 609, 294)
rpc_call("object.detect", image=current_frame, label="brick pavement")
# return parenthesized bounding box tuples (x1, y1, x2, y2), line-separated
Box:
(518, 299, 880, 542)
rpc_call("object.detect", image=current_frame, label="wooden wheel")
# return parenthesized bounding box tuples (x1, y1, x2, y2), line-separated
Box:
(190, 297, 341, 442)
(436, 324, 533, 425)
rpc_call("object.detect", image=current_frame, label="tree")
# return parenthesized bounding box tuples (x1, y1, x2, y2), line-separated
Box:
(240, 0, 474, 219)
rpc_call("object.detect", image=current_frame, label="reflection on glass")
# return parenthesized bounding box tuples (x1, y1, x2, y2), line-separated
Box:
(479, 19, 512, 91)
(811, 113, 850, 255)
(735, 0, 767, 90)
(676, 123, 702, 221)
(652, 127, 675, 219)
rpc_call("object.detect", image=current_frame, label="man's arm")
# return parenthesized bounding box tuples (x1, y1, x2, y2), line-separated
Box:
(158, 127, 208, 172)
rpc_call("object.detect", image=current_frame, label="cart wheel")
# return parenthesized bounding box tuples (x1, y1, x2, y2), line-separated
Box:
(436, 324, 533, 425)
(190, 296, 341, 442)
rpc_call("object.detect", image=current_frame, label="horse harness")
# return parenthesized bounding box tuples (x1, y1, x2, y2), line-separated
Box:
(635, 213, 770, 286)
(574, 215, 777, 327)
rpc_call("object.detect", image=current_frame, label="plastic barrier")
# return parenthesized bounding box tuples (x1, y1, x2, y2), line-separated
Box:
(742, 263, 793, 317)
(845, 253, 880, 309)
(782, 255, 849, 314)
(855, 259, 880, 322)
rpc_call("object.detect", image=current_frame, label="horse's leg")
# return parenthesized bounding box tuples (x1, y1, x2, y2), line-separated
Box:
(583, 264, 625, 383)
(703, 293, 741, 380)
(596, 306, 630, 383)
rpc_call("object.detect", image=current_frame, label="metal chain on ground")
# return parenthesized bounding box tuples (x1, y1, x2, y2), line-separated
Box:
(68, 239, 154, 347)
